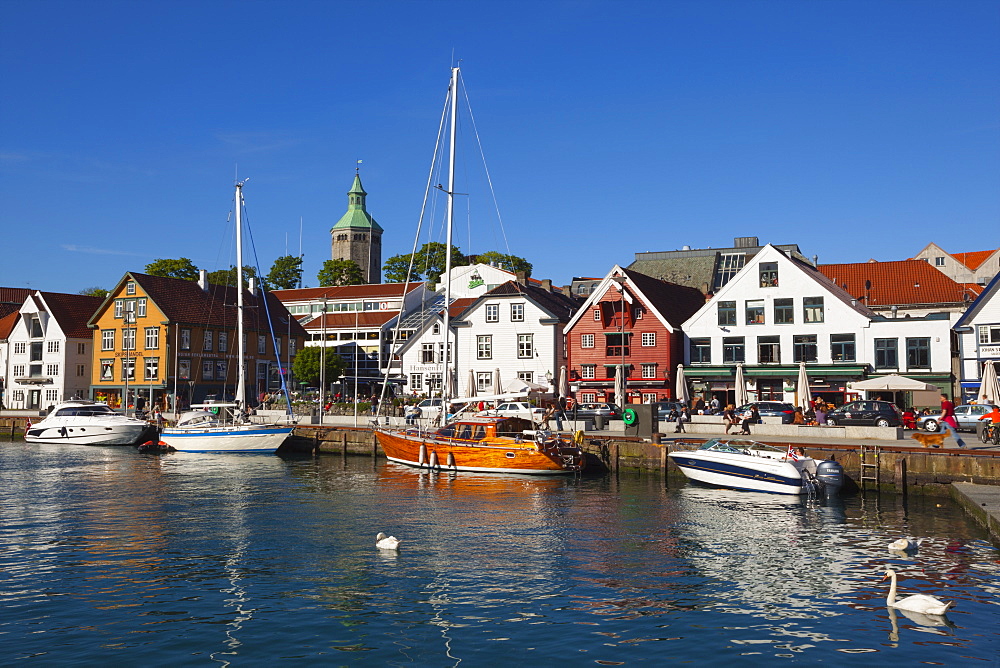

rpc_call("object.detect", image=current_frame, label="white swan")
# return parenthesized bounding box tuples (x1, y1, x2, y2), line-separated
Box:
(376, 532, 401, 550)
(888, 537, 921, 552)
(882, 570, 953, 616)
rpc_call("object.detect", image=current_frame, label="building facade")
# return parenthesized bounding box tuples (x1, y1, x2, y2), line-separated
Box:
(912, 243, 1000, 286)
(565, 266, 705, 405)
(954, 272, 1000, 404)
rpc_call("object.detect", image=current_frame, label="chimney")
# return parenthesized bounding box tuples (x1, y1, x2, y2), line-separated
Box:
(198, 269, 209, 291)
(515, 271, 527, 285)
(812, 254, 818, 267)
(541, 279, 552, 291)
(248, 276, 257, 296)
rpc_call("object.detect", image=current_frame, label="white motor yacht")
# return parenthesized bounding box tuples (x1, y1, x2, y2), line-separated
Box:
(24, 400, 154, 446)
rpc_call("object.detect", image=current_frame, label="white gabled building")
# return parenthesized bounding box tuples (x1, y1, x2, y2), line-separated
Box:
(4, 291, 102, 411)
(682, 244, 954, 409)
(954, 272, 1000, 404)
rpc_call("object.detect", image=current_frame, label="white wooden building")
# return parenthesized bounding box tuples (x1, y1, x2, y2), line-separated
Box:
(954, 273, 1000, 404)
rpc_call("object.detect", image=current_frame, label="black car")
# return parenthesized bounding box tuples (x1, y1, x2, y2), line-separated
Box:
(735, 402, 796, 424)
(570, 403, 622, 420)
(825, 400, 902, 428)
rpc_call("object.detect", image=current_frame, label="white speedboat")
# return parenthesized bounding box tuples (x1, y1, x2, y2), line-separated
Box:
(162, 403, 293, 453)
(667, 438, 844, 496)
(24, 400, 154, 446)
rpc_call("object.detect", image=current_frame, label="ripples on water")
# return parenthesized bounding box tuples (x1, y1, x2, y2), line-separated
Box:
(1, 443, 997, 665)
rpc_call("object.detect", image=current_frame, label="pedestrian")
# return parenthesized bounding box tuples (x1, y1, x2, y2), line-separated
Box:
(709, 396, 720, 414)
(674, 406, 689, 433)
(938, 393, 966, 448)
(740, 405, 759, 435)
(722, 404, 736, 434)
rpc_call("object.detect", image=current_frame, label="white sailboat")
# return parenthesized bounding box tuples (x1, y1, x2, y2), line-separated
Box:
(160, 181, 295, 453)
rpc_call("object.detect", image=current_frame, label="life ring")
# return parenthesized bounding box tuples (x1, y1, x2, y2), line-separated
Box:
(622, 408, 638, 425)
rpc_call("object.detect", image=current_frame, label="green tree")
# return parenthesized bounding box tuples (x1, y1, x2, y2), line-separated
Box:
(473, 251, 533, 277)
(266, 255, 303, 290)
(78, 286, 109, 299)
(383, 242, 467, 283)
(144, 257, 199, 281)
(206, 265, 258, 287)
(318, 259, 365, 287)
(291, 345, 347, 389)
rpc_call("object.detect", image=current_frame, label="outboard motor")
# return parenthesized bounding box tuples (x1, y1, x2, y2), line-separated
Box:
(815, 458, 845, 498)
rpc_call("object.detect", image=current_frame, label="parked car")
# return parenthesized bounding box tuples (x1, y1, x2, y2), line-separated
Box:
(477, 402, 544, 420)
(653, 401, 686, 421)
(825, 400, 902, 427)
(570, 403, 622, 420)
(415, 397, 445, 419)
(918, 404, 992, 433)
(734, 402, 796, 424)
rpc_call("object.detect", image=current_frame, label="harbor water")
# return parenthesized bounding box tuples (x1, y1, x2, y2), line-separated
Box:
(1, 443, 998, 665)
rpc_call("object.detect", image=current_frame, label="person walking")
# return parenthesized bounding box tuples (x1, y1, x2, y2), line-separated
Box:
(722, 404, 736, 434)
(938, 393, 966, 448)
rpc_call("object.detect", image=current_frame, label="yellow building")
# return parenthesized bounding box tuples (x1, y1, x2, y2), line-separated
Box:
(88, 272, 306, 411)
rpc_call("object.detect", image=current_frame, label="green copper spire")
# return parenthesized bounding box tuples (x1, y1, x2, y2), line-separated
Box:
(331, 174, 383, 232)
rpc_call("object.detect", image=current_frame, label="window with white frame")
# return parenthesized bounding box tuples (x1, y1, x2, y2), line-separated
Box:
(46, 389, 59, 402)
(979, 325, 1000, 344)
(641, 332, 655, 347)
(593, 308, 601, 321)
(485, 304, 499, 322)
(14, 342, 25, 354)
(477, 371, 492, 393)
(218, 332, 227, 353)
(421, 343, 435, 363)
(202, 360, 214, 380)
(517, 334, 533, 359)
(642, 392, 657, 403)
(477, 335, 492, 359)
(180, 329, 191, 350)
(137, 298, 146, 317)
(145, 327, 159, 349)
(124, 301, 136, 323)
(47, 341, 60, 353)
(634, 306, 643, 320)
(258, 335, 266, 354)
(126, 282, 136, 295)
(178, 359, 190, 380)
(410, 373, 423, 392)
(203, 330, 213, 352)
(510, 303, 524, 322)
(123, 328, 136, 351)
(13, 365, 25, 377)
(215, 360, 227, 380)
(581, 333, 594, 348)
(100, 360, 113, 380)
(102, 330, 114, 351)
(122, 358, 135, 380)
(46, 364, 58, 376)
(581, 392, 596, 403)
(581, 364, 596, 379)
(641, 363, 656, 379)
(114, 300, 123, 319)
(432, 323, 440, 335)
(145, 357, 158, 380)
(427, 373, 442, 391)
(517, 371, 534, 384)
(935, 256, 945, 266)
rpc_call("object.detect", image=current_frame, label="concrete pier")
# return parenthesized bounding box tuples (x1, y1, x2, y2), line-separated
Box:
(950, 482, 1000, 545)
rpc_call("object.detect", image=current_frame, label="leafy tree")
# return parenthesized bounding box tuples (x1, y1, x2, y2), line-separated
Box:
(206, 265, 258, 288)
(318, 259, 365, 287)
(383, 242, 467, 284)
(266, 255, 304, 290)
(79, 286, 109, 299)
(473, 251, 533, 277)
(144, 257, 199, 281)
(291, 345, 347, 389)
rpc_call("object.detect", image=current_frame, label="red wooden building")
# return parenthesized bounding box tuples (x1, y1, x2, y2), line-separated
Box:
(565, 266, 706, 405)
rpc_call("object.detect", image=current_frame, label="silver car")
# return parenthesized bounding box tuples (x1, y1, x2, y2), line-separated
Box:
(918, 404, 991, 432)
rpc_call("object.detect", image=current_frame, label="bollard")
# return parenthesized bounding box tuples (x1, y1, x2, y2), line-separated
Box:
(895, 458, 907, 497)
(595, 414, 605, 430)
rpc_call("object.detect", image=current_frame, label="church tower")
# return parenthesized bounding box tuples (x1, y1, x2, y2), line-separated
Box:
(330, 173, 383, 283)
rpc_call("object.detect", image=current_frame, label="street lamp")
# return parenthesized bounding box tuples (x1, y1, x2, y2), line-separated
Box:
(611, 275, 628, 407)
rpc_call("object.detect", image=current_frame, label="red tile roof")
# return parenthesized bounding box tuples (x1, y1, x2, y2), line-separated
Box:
(272, 283, 424, 301)
(818, 259, 983, 306)
(0, 311, 18, 339)
(951, 249, 997, 271)
(301, 311, 399, 330)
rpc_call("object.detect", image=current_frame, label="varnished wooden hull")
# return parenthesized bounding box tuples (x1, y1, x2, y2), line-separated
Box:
(375, 428, 584, 475)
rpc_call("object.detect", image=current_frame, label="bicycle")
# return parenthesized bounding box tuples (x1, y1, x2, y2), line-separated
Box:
(981, 421, 1000, 445)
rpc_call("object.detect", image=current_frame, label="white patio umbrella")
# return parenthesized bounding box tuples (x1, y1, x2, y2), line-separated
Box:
(675, 363, 691, 406)
(493, 368, 502, 396)
(796, 361, 812, 409)
(850, 374, 936, 391)
(735, 363, 748, 407)
(978, 360, 999, 405)
(558, 365, 569, 400)
(614, 364, 626, 408)
(466, 369, 477, 397)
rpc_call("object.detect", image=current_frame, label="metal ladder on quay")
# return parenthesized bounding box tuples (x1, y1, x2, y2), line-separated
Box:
(859, 443, 880, 493)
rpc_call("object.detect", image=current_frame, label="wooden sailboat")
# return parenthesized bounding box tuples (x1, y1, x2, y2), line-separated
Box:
(159, 181, 295, 453)
(374, 66, 584, 475)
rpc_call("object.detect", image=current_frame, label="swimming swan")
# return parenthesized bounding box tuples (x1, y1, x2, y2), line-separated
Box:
(882, 570, 953, 616)
(888, 538, 921, 552)
(376, 532, 401, 550)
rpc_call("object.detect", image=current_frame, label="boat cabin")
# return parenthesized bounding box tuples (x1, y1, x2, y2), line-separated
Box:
(434, 416, 534, 441)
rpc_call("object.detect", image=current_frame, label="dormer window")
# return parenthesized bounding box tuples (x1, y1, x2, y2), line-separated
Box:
(759, 262, 778, 287)
(126, 282, 136, 295)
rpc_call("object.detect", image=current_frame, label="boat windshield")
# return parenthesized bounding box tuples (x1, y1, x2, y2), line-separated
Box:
(697, 438, 789, 456)
(53, 405, 117, 417)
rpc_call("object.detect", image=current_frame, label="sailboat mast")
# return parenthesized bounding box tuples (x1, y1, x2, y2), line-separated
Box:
(442, 65, 458, 402)
(235, 181, 247, 408)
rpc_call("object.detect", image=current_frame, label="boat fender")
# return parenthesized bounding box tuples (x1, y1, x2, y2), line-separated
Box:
(447, 452, 456, 468)
(419, 443, 427, 466)
(429, 451, 439, 469)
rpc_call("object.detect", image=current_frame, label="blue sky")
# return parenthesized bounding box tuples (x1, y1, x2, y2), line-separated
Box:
(2, 0, 997, 295)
